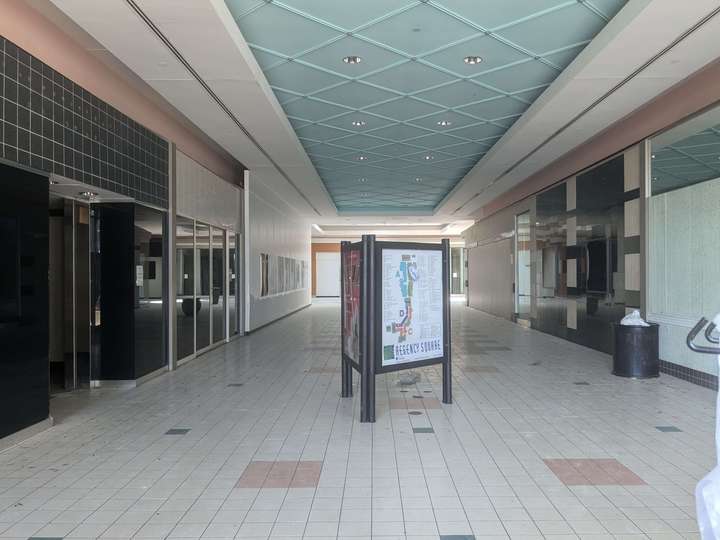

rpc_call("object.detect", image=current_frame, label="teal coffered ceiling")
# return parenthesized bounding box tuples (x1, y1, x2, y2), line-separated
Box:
(226, 0, 626, 213)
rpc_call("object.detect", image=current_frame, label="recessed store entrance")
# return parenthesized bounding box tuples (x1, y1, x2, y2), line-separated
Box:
(48, 195, 91, 393)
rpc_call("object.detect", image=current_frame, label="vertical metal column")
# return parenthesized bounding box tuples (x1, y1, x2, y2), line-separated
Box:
(442, 238, 453, 404)
(360, 235, 376, 422)
(340, 241, 352, 398)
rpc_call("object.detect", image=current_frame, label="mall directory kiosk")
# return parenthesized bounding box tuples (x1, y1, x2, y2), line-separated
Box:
(341, 235, 452, 423)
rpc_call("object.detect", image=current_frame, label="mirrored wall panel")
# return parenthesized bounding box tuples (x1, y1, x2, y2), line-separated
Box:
(196, 222, 211, 351)
(212, 228, 226, 345)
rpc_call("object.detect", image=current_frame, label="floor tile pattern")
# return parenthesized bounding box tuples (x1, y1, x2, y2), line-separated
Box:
(544, 459, 646, 486)
(0, 302, 711, 539)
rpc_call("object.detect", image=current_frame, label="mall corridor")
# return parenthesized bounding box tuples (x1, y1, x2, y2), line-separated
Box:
(0, 304, 706, 539)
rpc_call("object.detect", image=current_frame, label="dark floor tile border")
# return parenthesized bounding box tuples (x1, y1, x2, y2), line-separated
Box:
(660, 359, 718, 390)
(165, 428, 190, 435)
(656, 426, 682, 432)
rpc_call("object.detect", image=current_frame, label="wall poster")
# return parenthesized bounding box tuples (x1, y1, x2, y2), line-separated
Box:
(342, 248, 360, 362)
(381, 249, 443, 366)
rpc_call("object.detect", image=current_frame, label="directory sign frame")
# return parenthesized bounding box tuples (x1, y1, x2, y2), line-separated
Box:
(341, 243, 362, 371)
(373, 241, 450, 374)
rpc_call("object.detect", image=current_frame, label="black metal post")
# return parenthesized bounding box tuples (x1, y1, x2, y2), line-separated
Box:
(340, 241, 352, 398)
(360, 235, 376, 422)
(442, 238, 452, 404)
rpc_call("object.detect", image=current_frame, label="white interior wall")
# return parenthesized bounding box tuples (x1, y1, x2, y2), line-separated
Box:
(247, 169, 311, 331)
(648, 176, 720, 375)
(176, 151, 241, 232)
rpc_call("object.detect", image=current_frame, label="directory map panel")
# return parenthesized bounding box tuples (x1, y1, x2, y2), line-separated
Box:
(381, 249, 443, 367)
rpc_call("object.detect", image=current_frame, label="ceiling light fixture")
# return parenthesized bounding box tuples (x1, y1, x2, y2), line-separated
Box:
(358, 177, 367, 183)
(437, 120, 452, 127)
(415, 177, 423, 183)
(49, 179, 59, 185)
(424, 155, 434, 161)
(351, 120, 366, 127)
(464, 55, 483, 65)
(357, 155, 368, 161)
(343, 55, 362, 64)
(79, 191, 98, 200)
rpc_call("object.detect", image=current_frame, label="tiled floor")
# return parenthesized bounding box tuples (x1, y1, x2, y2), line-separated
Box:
(0, 303, 714, 540)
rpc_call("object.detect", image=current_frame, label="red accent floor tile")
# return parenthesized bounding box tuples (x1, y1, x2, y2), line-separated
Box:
(544, 458, 646, 486)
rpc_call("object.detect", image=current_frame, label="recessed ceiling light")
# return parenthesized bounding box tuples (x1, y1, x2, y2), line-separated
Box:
(357, 155, 368, 161)
(464, 55, 483, 65)
(651, 154, 656, 158)
(343, 55, 362, 64)
(360, 192, 368, 197)
(359, 177, 367, 183)
(79, 191, 98, 200)
(424, 155, 434, 161)
(437, 120, 452, 127)
(352, 120, 366, 127)
(415, 177, 423, 183)
(49, 179, 59, 185)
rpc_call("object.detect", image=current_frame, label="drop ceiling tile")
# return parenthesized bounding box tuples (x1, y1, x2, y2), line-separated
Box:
(458, 96, 530, 121)
(249, 47, 287, 70)
(476, 60, 558, 93)
(412, 80, 499, 108)
(436, 141, 491, 157)
(542, 44, 588, 70)
(312, 81, 398, 109)
(364, 97, 442, 122)
(497, 3, 605, 55)
(278, 0, 417, 30)
(319, 112, 395, 131)
(357, 4, 476, 56)
(406, 133, 467, 150)
(238, 3, 343, 56)
(366, 142, 428, 157)
(422, 33, 530, 75)
(369, 123, 433, 141)
(224, 0, 266, 17)
(282, 97, 350, 121)
(295, 123, 351, 141)
(438, 122, 506, 141)
(434, 0, 570, 31)
(265, 61, 346, 94)
(409, 110, 480, 130)
(297, 36, 403, 77)
(363, 60, 456, 94)
(327, 133, 391, 150)
(585, 0, 627, 20)
(305, 143, 359, 158)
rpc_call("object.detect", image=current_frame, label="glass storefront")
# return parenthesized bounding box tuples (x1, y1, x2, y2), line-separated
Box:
(134, 205, 166, 377)
(450, 247, 466, 295)
(176, 217, 237, 361)
(648, 105, 720, 375)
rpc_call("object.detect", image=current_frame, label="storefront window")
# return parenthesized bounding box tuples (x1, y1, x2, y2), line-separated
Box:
(648, 106, 720, 375)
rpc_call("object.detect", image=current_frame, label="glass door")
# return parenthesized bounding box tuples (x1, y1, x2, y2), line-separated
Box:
(196, 222, 211, 351)
(229, 233, 239, 337)
(176, 216, 195, 361)
(515, 212, 531, 322)
(211, 227, 226, 344)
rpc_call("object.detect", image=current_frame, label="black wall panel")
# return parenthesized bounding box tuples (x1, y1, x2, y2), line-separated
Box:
(0, 163, 49, 438)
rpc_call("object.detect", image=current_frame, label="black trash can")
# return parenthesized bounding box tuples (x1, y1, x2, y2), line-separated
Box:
(612, 322, 659, 378)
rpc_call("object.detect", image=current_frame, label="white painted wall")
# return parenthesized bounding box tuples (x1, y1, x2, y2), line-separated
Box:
(247, 169, 311, 330)
(648, 176, 720, 375)
(176, 150, 241, 232)
(315, 252, 341, 297)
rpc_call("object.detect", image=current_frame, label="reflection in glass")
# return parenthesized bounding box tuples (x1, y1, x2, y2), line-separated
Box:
(196, 223, 211, 351)
(176, 216, 195, 360)
(515, 212, 531, 320)
(212, 228, 226, 344)
(134, 205, 166, 376)
(229, 233, 238, 336)
(649, 106, 720, 371)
